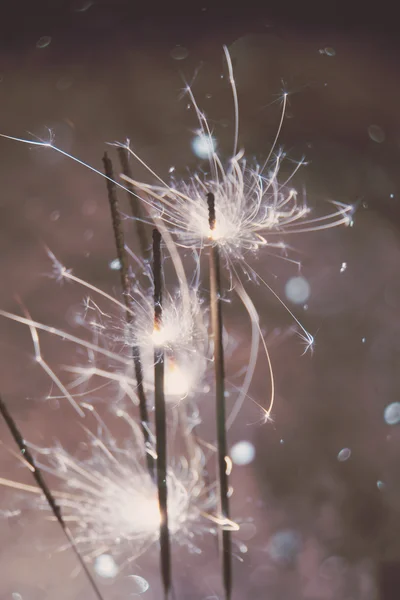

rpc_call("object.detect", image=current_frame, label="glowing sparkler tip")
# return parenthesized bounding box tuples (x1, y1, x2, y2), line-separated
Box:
(151, 324, 167, 346)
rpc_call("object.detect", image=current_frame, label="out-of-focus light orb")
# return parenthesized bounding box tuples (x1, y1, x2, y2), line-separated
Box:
(377, 480, 385, 490)
(384, 402, 400, 425)
(368, 124, 385, 143)
(340, 262, 347, 273)
(267, 530, 302, 564)
(170, 45, 189, 60)
(12, 594, 22, 600)
(337, 448, 351, 462)
(319, 47, 336, 56)
(285, 276, 310, 304)
(109, 258, 121, 271)
(94, 554, 118, 578)
(191, 134, 217, 159)
(127, 575, 150, 594)
(36, 36, 52, 49)
(230, 440, 256, 466)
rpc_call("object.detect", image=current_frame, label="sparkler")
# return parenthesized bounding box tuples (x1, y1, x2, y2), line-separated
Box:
(152, 228, 172, 598)
(0, 405, 217, 565)
(125, 149, 353, 272)
(0, 395, 105, 600)
(117, 145, 150, 259)
(102, 152, 153, 476)
(207, 192, 232, 600)
(0, 43, 355, 598)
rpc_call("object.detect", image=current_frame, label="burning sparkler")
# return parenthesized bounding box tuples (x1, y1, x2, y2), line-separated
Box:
(0, 41, 355, 599)
(0, 404, 218, 567)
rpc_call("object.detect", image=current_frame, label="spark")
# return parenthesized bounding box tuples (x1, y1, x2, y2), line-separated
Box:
(0, 46, 353, 279)
(117, 50, 353, 273)
(0, 45, 350, 376)
(124, 156, 353, 270)
(1, 412, 218, 565)
(45, 249, 210, 405)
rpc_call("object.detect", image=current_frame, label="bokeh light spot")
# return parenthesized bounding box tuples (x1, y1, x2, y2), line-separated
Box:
(267, 530, 302, 564)
(285, 276, 310, 304)
(36, 36, 52, 49)
(368, 124, 385, 143)
(384, 402, 400, 425)
(191, 134, 217, 159)
(109, 258, 121, 271)
(127, 575, 149, 594)
(230, 440, 256, 466)
(94, 554, 118, 578)
(337, 448, 351, 462)
(170, 45, 188, 60)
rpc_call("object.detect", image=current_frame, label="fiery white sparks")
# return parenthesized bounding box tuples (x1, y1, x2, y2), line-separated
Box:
(125, 149, 352, 269)
(0, 44, 353, 371)
(2, 410, 217, 564)
(0, 44, 358, 593)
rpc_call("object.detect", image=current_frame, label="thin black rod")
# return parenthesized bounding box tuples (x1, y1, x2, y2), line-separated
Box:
(102, 152, 154, 476)
(117, 146, 150, 260)
(207, 192, 232, 600)
(0, 395, 105, 600)
(152, 228, 171, 599)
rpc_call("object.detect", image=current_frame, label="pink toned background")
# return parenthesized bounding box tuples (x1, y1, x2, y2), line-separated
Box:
(1, 4, 400, 599)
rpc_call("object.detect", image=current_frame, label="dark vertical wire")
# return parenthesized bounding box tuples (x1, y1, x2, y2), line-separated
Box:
(102, 152, 154, 476)
(117, 146, 150, 260)
(152, 228, 171, 599)
(0, 395, 105, 600)
(207, 192, 232, 600)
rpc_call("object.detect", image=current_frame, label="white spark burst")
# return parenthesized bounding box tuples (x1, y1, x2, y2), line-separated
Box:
(0, 44, 353, 369)
(44, 247, 210, 404)
(116, 46, 353, 275)
(124, 149, 352, 269)
(1, 408, 218, 565)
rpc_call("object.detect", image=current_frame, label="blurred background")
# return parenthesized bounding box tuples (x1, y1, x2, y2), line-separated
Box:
(1, 1, 400, 598)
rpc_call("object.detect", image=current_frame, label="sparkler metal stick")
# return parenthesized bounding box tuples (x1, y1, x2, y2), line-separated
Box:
(102, 152, 154, 476)
(117, 146, 150, 260)
(0, 395, 105, 600)
(207, 192, 232, 600)
(152, 227, 171, 598)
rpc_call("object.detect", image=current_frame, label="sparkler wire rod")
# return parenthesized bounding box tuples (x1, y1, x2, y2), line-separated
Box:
(0, 394, 105, 600)
(102, 152, 154, 476)
(117, 146, 150, 260)
(207, 192, 232, 600)
(152, 228, 171, 598)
